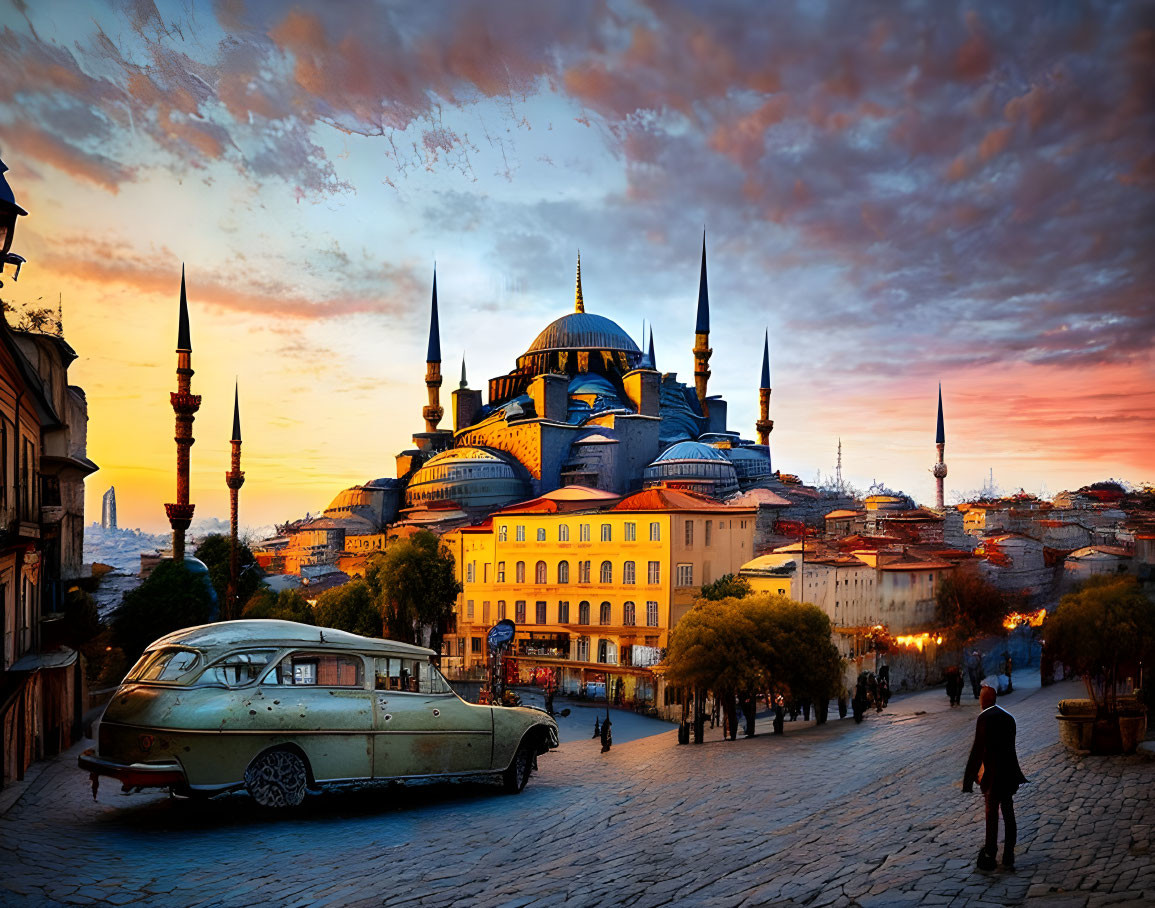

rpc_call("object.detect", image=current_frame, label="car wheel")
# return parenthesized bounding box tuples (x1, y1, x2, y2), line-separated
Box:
(245, 749, 308, 808)
(502, 742, 533, 794)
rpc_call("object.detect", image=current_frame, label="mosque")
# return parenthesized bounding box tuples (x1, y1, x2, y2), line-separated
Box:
(357, 238, 780, 530)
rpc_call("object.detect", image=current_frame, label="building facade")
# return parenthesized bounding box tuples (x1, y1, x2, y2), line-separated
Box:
(444, 487, 755, 703)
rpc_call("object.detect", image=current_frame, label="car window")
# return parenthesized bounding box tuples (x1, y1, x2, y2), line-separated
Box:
(374, 657, 453, 695)
(126, 647, 202, 683)
(273, 652, 364, 688)
(200, 650, 278, 688)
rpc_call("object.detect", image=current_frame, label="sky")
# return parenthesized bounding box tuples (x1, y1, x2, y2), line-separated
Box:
(0, 0, 1151, 534)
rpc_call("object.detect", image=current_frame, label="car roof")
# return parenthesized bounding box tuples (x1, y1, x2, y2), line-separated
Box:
(149, 619, 436, 658)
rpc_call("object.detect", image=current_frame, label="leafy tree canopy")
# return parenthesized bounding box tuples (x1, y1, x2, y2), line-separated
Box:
(312, 579, 381, 638)
(368, 530, 461, 647)
(699, 573, 752, 601)
(935, 571, 1016, 645)
(1044, 575, 1155, 712)
(195, 533, 263, 619)
(112, 560, 216, 661)
(242, 588, 315, 625)
(665, 594, 842, 703)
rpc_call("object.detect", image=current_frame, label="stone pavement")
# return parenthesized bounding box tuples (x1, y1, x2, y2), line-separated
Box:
(0, 671, 1151, 907)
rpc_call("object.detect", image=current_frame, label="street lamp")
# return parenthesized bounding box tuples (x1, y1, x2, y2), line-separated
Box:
(0, 154, 29, 286)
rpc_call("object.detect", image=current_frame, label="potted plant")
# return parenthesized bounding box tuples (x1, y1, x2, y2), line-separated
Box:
(1044, 575, 1154, 754)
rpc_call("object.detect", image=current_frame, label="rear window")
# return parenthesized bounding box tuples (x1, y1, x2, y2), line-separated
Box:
(374, 657, 453, 695)
(199, 650, 278, 688)
(126, 647, 202, 683)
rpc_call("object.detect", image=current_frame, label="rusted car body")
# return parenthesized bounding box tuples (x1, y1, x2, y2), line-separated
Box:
(79, 620, 558, 806)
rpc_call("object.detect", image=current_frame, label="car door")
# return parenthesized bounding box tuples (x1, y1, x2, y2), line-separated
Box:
(259, 651, 374, 783)
(371, 656, 493, 778)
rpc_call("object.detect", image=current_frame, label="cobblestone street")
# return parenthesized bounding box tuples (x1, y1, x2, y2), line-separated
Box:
(1, 673, 1151, 907)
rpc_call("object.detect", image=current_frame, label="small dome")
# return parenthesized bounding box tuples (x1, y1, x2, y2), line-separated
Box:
(653, 441, 730, 463)
(405, 446, 529, 510)
(644, 441, 739, 498)
(524, 312, 641, 357)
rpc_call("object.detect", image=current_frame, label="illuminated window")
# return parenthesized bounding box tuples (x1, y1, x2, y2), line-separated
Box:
(516, 562, 525, 583)
(600, 561, 612, 583)
(498, 526, 508, 542)
(623, 561, 636, 584)
(497, 562, 506, 583)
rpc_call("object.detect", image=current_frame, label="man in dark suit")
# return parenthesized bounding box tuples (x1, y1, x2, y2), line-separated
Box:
(963, 685, 1028, 870)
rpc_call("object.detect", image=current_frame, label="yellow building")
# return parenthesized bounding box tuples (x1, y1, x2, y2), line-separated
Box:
(444, 486, 755, 703)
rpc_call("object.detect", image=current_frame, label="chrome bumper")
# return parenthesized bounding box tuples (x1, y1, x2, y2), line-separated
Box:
(78, 749, 187, 788)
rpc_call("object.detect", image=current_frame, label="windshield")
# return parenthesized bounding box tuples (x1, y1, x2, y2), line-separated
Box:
(198, 650, 279, 688)
(125, 647, 203, 683)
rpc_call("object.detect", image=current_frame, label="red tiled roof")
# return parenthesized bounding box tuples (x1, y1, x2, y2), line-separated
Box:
(613, 488, 755, 513)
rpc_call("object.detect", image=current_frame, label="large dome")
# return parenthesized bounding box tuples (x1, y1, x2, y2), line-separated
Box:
(524, 312, 641, 357)
(644, 441, 739, 498)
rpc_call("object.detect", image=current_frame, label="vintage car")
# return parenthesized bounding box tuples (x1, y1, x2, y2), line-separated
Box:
(79, 620, 558, 807)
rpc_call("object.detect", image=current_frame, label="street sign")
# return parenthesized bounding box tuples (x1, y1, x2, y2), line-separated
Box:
(487, 618, 516, 649)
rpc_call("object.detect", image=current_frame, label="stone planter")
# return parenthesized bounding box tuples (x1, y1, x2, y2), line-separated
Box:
(1057, 699, 1096, 752)
(1119, 714, 1148, 754)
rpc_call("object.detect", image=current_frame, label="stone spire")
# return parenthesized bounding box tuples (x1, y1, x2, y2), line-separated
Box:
(225, 381, 246, 618)
(692, 232, 712, 416)
(648, 327, 656, 373)
(933, 384, 948, 509)
(756, 329, 773, 447)
(459, 355, 468, 390)
(164, 265, 200, 561)
(423, 268, 444, 432)
(574, 252, 585, 314)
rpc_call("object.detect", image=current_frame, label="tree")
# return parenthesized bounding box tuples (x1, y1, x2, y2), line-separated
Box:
(195, 533, 263, 619)
(242, 588, 314, 625)
(699, 574, 752, 601)
(368, 530, 461, 650)
(936, 571, 1016, 645)
(1044, 575, 1155, 715)
(112, 560, 216, 661)
(312, 579, 381, 637)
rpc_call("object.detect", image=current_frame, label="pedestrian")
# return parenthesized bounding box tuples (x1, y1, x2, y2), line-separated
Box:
(837, 688, 848, 719)
(801, 699, 811, 722)
(711, 695, 720, 729)
(600, 715, 613, 753)
(592, 715, 601, 738)
(878, 664, 891, 708)
(773, 695, 785, 735)
(1004, 653, 1013, 693)
(963, 685, 1028, 871)
(945, 665, 962, 707)
(967, 651, 984, 699)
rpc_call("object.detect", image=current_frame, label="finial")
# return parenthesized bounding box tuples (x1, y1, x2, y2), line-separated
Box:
(426, 267, 441, 363)
(231, 381, 242, 442)
(695, 231, 709, 334)
(459, 355, 468, 390)
(648, 327, 656, 372)
(177, 263, 191, 352)
(574, 252, 584, 314)
(936, 383, 945, 445)
(760, 329, 771, 389)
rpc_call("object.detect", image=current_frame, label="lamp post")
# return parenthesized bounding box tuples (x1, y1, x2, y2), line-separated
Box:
(0, 154, 29, 288)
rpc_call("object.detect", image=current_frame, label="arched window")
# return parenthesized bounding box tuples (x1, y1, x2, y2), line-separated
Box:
(599, 601, 612, 625)
(559, 524, 570, 542)
(557, 561, 570, 584)
(535, 561, 547, 584)
(578, 601, 591, 625)
(515, 561, 525, 583)
(623, 601, 636, 626)
(623, 561, 635, 584)
(600, 561, 612, 584)
(498, 525, 508, 542)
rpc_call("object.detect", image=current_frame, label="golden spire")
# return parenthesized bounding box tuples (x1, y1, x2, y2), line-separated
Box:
(574, 251, 584, 314)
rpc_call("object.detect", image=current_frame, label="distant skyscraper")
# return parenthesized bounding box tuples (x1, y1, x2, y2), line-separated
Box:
(101, 486, 117, 529)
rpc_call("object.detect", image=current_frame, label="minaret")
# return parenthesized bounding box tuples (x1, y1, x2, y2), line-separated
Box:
(423, 269, 443, 432)
(756, 329, 773, 447)
(647, 327, 656, 373)
(692, 232, 712, 416)
(574, 252, 584, 313)
(933, 384, 948, 509)
(225, 382, 245, 618)
(164, 265, 200, 561)
(459, 356, 468, 390)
